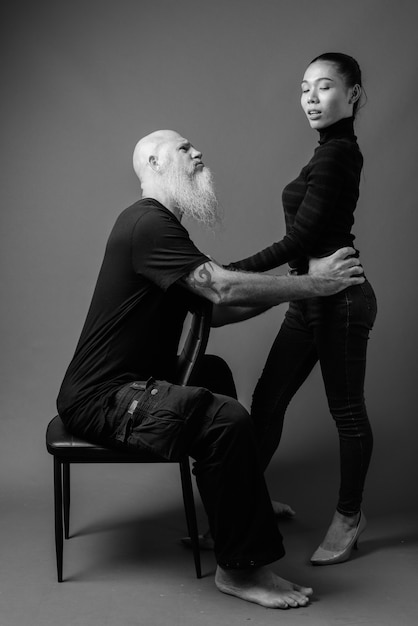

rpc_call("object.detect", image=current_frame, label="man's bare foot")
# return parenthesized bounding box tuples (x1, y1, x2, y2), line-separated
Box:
(182, 501, 294, 552)
(181, 528, 214, 550)
(271, 500, 296, 518)
(215, 565, 313, 609)
(317, 510, 360, 552)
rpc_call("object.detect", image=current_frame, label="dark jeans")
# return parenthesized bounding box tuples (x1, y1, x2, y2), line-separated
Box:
(103, 355, 284, 569)
(251, 280, 377, 516)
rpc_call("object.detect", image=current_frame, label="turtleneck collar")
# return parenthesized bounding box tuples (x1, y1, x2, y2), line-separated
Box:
(318, 116, 356, 145)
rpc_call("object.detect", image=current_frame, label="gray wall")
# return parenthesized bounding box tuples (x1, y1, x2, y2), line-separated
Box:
(2, 0, 417, 516)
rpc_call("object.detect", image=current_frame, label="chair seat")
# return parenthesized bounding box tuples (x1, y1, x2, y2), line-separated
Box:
(46, 415, 168, 463)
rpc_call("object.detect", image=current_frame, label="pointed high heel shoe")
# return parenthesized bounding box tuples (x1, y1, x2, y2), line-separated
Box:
(310, 511, 367, 566)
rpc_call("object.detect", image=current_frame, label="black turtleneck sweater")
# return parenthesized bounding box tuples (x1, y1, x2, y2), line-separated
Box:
(231, 117, 363, 274)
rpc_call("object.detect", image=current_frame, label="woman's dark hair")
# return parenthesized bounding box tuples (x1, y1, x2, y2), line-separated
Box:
(310, 52, 364, 117)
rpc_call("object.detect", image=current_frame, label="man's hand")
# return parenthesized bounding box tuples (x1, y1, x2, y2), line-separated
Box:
(180, 248, 365, 307)
(309, 247, 365, 295)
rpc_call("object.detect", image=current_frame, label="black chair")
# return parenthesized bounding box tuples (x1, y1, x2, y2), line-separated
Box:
(46, 298, 212, 582)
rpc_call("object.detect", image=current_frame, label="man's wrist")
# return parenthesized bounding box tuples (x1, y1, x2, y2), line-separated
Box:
(300, 274, 335, 297)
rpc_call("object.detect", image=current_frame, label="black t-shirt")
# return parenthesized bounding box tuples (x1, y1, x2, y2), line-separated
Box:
(57, 198, 209, 438)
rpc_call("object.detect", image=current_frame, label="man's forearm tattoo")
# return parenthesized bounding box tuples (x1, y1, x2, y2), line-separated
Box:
(185, 262, 218, 295)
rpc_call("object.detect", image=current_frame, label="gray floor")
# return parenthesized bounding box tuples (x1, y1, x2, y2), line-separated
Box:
(1, 459, 417, 626)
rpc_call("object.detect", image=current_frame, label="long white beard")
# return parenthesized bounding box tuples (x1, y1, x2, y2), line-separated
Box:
(164, 164, 219, 228)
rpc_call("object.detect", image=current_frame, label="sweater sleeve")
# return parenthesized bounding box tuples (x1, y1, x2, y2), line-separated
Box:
(230, 142, 349, 272)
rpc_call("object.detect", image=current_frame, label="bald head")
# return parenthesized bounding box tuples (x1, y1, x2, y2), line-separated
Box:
(131, 129, 218, 226)
(133, 130, 184, 183)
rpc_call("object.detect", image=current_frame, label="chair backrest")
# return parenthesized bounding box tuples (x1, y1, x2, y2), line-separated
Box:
(175, 297, 213, 387)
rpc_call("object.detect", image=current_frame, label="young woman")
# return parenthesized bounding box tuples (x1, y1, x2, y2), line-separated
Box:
(230, 53, 377, 565)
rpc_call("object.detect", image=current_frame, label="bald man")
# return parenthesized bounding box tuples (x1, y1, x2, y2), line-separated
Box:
(57, 130, 364, 609)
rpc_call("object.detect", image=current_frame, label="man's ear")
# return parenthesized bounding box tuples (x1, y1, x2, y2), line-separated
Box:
(148, 155, 159, 171)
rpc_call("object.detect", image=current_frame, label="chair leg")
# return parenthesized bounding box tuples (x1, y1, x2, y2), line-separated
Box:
(63, 462, 70, 539)
(53, 457, 64, 582)
(180, 457, 202, 579)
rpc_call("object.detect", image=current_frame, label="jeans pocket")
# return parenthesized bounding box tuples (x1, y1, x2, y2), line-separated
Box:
(360, 281, 377, 328)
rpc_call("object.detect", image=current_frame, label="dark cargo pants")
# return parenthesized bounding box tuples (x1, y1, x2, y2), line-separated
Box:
(103, 355, 284, 569)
